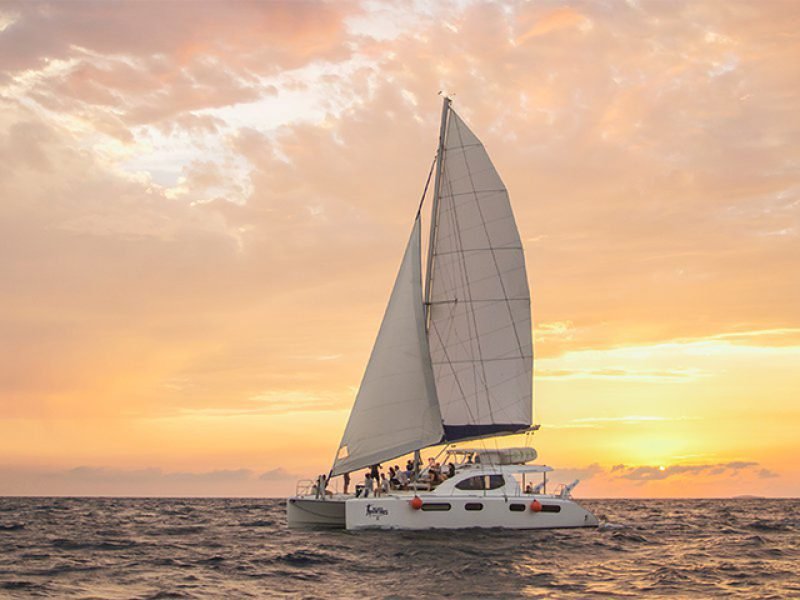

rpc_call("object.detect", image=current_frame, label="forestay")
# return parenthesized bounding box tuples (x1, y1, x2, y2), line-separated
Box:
(427, 109, 533, 442)
(331, 218, 444, 477)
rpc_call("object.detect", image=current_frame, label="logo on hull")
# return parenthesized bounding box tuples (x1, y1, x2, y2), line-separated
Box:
(365, 504, 389, 519)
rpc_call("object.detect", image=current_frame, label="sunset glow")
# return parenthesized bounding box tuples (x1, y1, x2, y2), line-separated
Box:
(1, 1, 798, 498)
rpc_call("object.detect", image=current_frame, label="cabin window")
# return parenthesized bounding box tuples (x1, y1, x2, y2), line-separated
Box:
(464, 502, 483, 511)
(541, 504, 561, 513)
(420, 503, 451, 511)
(509, 503, 526, 512)
(455, 475, 506, 491)
(455, 476, 484, 491)
(487, 475, 505, 490)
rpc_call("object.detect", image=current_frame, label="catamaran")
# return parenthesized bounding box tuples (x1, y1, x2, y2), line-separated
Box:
(286, 96, 598, 530)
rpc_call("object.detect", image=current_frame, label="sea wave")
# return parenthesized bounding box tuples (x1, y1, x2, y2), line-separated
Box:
(0, 497, 797, 598)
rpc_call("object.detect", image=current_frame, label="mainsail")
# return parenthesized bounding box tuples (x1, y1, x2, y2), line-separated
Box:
(426, 104, 533, 442)
(331, 218, 444, 477)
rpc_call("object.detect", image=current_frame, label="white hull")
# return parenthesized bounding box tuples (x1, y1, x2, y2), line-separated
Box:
(286, 497, 346, 529)
(286, 493, 597, 531)
(345, 494, 597, 531)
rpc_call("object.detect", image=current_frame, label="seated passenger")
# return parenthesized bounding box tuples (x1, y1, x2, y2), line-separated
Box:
(390, 466, 401, 489)
(447, 462, 456, 478)
(397, 468, 408, 489)
(428, 469, 438, 486)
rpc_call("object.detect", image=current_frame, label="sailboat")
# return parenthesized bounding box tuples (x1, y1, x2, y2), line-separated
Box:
(286, 97, 598, 530)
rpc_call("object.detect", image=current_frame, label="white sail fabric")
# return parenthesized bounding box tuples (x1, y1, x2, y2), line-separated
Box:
(331, 218, 444, 477)
(428, 109, 533, 442)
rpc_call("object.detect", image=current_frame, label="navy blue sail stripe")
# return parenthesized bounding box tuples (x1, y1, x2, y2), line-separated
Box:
(442, 423, 530, 442)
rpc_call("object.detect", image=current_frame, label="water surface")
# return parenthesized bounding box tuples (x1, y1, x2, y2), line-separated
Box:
(1, 498, 798, 598)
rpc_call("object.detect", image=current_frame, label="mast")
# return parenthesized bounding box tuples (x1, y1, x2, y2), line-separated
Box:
(424, 95, 451, 322)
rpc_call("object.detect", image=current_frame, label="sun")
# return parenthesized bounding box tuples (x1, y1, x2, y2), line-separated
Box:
(659, 465, 666, 471)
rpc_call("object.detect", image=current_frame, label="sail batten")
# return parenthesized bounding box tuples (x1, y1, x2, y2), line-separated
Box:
(427, 107, 533, 443)
(330, 218, 443, 477)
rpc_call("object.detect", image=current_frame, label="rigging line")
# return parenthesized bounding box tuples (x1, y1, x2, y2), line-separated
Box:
(433, 356, 532, 365)
(450, 114, 495, 423)
(416, 154, 438, 218)
(440, 189, 507, 198)
(433, 247, 523, 257)
(424, 97, 451, 325)
(443, 141, 483, 151)
(454, 114, 529, 371)
(427, 297, 529, 304)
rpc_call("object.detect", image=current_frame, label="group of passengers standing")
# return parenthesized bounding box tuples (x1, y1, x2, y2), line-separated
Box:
(346, 458, 457, 498)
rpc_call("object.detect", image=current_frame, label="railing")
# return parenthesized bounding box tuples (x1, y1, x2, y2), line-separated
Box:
(295, 478, 341, 498)
(296, 480, 315, 497)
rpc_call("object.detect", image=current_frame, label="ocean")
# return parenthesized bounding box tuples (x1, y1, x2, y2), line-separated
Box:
(0, 497, 798, 598)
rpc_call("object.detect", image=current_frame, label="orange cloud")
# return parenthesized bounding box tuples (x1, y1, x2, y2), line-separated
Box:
(0, 0, 798, 496)
(515, 7, 592, 44)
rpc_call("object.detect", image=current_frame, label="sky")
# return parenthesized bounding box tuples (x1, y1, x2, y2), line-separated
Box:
(0, 0, 798, 498)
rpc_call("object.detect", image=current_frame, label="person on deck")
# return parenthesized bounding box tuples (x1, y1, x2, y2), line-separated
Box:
(343, 472, 351, 495)
(447, 462, 456, 478)
(428, 468, 440, 486)
(312, 475, 332, 497)
(363, 472, 373, 498)
(396, 467, 408, 489)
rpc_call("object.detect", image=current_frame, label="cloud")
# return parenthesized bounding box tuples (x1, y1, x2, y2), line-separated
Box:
(65, 466, 254, 483)
(0, 0, 798, 494)
(573, 416, 692, 424)
(0, 466, 300, 497)
(535, 368, 706, 382)
(515, 7, 593, 44)
(547, 415, 698, 430)
(549, 463, 604, 483)
(610, 461, 765, 482)
(757, 468, 779, 479)
(0, 1, 355, 73)
(537, 461, 787, 497)
(259, 468, 298, 481)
